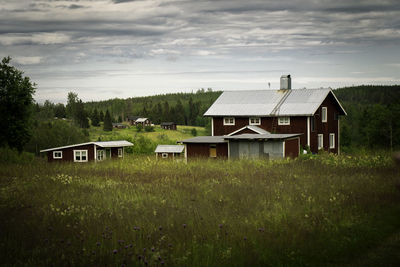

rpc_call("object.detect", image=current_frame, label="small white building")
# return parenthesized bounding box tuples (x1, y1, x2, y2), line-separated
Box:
(155, 145, 185, 160)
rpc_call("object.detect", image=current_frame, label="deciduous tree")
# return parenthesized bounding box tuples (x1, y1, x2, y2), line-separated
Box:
(0, 57, 36, 152)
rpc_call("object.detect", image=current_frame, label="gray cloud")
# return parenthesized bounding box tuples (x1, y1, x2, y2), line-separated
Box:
(0, 0, 399, 102)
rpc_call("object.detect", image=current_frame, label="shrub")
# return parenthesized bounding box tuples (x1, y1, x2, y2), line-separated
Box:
(144, 125, 154, 132)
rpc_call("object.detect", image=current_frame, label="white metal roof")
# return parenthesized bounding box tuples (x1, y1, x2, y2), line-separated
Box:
(40, 140, 133, 152)
(135, 118, 148, 122)
(227, 125, 269, 136)
(204, 88, 346, 116)
(180, 136, 227, 144)
(155, 145, 184, 153)
(94, 140, 133, 148)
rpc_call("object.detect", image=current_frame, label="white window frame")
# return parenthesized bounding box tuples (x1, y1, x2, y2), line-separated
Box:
(223, 117, 235, 126)
(97, 150, 105, 161)
(249, 117, 261, 125)
(118, 148, 123, 158)
(329, 133, 335, 149)
(162, 153, 168, 158)
(278, 117, 290, 125)
(74, 150, 88, 162)
(318, 134, 324, 150)
(53, 151, 63, 159)
(321, 107, 327, 123)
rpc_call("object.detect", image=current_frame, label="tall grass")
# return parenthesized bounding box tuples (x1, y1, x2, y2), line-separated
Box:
(0, 154, 399, 266)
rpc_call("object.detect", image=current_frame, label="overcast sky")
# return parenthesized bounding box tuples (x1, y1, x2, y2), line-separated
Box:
(1, 0, 400, 103)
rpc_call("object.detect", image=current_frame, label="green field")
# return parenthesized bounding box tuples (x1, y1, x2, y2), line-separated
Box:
(1, 153, 399, 266)
(89, 124, 206, 143)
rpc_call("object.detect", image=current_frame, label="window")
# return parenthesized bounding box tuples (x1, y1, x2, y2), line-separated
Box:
(318, 134, 323, 150)
(329, 133, 335, 149)
(74, 150, 88, 162)
(311, 116, 315, 132)
(97, 150, 105, 161)
(321, 107, 327, 122)
(334, 112, 339, 120)
(278, 117, 290, 125)
(53, 151, 62, 159)
(249, 117, 261, 125)
(118, 148, 123, 158)
(162, 153, 168, 158)
(223, 117, 235, 126)
(209, 144, 217, 157)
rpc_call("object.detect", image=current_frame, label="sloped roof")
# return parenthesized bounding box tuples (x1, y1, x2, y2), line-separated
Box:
(204, 88, 346, 116)
(161, 122, 175, 126)
(136, 118, 148, 122)
(155, 145, 184, 153)
(180, 136, 227, 144)
(227, 125, 269, 136)
(224, 133, 302, 140)
(40, 140, 133, 152)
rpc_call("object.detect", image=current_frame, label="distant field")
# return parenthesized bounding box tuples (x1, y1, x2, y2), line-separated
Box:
(89, 123, 207, 143)
(0, 153, 399, 266)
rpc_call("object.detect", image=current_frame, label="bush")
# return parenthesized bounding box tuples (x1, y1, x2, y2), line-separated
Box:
(144, 125, 154, 132)
(0, 147, 34, 163)
(136, 124, 143, 132)
(191, 128, 197, 136)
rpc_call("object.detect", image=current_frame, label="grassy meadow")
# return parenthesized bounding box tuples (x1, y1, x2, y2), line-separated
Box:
(89, 124, 207, 143)
(0, 153, 400, 266)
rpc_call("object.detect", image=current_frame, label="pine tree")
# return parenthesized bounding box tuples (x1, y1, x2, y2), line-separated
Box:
(99, 110, 104, 122)
(103, 110, 113, 131)
(91, 108, 100, 127)
(175, 100, 185, 125)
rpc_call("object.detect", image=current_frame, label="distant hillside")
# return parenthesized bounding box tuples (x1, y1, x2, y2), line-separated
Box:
(334, 85, 400, 106)
(333, 85, 400, 151)
(84, 90, 222, 127)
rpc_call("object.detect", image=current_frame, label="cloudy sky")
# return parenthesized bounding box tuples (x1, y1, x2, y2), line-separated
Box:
(1, 0, 400, 103)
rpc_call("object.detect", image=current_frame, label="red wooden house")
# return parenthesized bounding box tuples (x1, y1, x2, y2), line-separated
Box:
(180, 75, 346, 159)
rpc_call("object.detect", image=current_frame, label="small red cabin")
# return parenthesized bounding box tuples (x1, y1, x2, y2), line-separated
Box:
(40, 140, 133, 162)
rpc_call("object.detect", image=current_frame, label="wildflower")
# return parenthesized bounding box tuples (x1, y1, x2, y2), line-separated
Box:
(143, 248, 146, 253)
(129, 243, 133, 248)
(125, 245, 129, 249)
(144, 261, 148, 265)
(161, 261, 165, 265)
(92, 251, 96, 255)
(138, 255, 142, 260)
(219, 224, 223, 229)
(159, 226, 162, 231)
(113, 249, 118, 254)
(158, 256, 162, 261)
(183, 224, 186, 228)
(244, 236, 247, 241)
(96, 242, 101, 246)
(151, 247, 155, 252)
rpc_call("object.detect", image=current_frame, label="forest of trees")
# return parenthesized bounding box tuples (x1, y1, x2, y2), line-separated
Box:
(335, 85, 400, 151)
